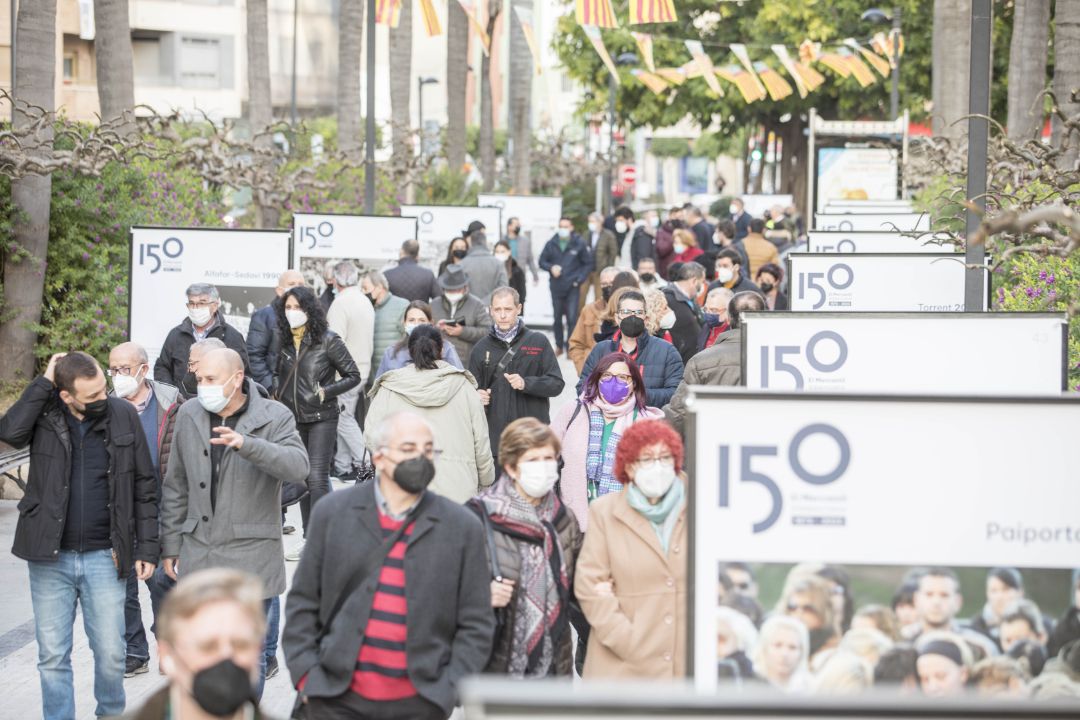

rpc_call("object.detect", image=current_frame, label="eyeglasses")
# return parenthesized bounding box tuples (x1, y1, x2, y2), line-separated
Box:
(786, 603, 819, 615)
(383, 444, 444, 461)
(600, 372, 632, 384)
(106, 366, 141, 377)
(186, 301, 215, 309)
(617, 308, 646, 317)
(634, 453, 674, 465)
(733, 582, 752, 591)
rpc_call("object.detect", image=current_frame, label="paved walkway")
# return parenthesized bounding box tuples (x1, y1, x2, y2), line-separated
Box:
(0, 348, 582, 718)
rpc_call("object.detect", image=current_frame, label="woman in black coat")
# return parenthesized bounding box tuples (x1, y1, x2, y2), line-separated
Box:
(274, 287, 362, 548)
(495, 240, 527, 306)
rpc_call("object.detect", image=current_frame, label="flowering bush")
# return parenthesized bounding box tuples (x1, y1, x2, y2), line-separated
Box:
(996, 253, 1080, 389)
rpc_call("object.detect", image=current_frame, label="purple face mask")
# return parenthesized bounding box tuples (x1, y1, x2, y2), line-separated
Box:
(598, 375, 631, 405)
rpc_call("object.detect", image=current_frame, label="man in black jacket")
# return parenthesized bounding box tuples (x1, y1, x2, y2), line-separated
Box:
(154, 282, 251, 398)
(538, 217, 593, 356)
(246, 270, 305, 390)
(0, 352, 158, 719)
(284, 411, 494, 719)
(385, 239, 441, 302)
(662, 261, 706, 364)
(468, 287, 565, 462)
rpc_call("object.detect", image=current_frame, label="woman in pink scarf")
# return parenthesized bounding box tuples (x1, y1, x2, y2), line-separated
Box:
(552, 352, 663, 533)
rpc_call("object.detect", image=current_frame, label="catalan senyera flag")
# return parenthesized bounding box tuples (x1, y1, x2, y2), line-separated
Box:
(715, 67, 766, 104)
(577, 0, 618, 28)
(374, 0, 402, 27)
(685, 40, 723, 96)
(631, 69, 670, 95)
(839, 50, 876, 87)
(845, 38, 891, 78)
(729, 44, 768, 99)
(514, 5, 542, 75)
(628, 0, 678, 25)
(583, 24, 620, 84)
(632, 31, 656, 72)
(418, 0, 442, 36)
(457, 0, 491, 55)
(755, 62, 794, 101)
(871, 30, 905, 66)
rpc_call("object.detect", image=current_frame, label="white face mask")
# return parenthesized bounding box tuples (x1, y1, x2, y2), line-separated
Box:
(188, 306, 212, 327)
(444, 291, 465, 305)
(494, 252, 511, 263)
(516, 459, 559, 498)
(659, 310, 677, 330)
(558, 228, 571, 239)
(716, 267, 735, 284)
(614, 220, 628, 234)
(729, 204, 739, 215)
(673, 242, 687, 255)
(588, 222, 599, 233)
(112, 366, 145, 400)
(649, 216, 660, 228)
(633, 459, 676, 498)
(404, 322, 424, 335)
(285, 309, 308, 329)
(197, 372, 239, 414)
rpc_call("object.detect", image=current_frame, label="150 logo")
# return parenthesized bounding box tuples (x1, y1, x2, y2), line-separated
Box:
(798, 263, 854, 309)
(718, 423, 850, 533)
(139, 236, 184, 274)
(299, 221, 334, 250)
(759, 331, 848, 388)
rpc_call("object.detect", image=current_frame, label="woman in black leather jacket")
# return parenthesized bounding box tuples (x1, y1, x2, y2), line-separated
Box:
(274, 286, 362, 549)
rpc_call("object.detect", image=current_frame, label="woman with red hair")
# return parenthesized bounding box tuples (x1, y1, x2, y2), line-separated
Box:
(574, 418, 688, 679)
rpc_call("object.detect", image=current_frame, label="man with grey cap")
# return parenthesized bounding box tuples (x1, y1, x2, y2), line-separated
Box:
(154, 282, 251, 398)
(432, 265, 491, 364)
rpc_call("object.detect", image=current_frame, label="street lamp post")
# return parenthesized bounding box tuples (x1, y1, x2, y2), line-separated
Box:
(417, 77, 438, 158)
(290, 0, 300, 128)
(861, 6, 901, 120)
(604, 52, 639, 216)
(364, 0, 376, 213)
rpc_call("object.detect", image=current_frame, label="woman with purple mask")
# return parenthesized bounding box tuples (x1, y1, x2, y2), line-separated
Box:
(552, 352, 663, 533)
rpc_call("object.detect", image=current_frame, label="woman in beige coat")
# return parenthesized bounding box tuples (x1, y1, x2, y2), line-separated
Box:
(574, 418, 688, 679)
(365, 325, 495, 503)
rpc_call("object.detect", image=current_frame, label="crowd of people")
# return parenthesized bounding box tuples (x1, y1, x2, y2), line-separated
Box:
(714, 563, 1080, 700)
(2, 203, 1078, 720)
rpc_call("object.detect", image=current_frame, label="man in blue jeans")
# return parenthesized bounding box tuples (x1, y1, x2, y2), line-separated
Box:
(0, 352, 159, 719)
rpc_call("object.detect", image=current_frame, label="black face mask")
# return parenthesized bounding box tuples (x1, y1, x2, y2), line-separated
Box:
(365, 292, 378, 306)
(601, 286, 613, 302)
(640, 273, 656, 283)
(393, 455, 436, 494)
(182, 371, 198, 397)
(80, 398, 108, 419)
(619, 316, 646, 339)
(760, 282, 775, 293)
(452, 249, 468, 260)
(191, 658, 254, 717)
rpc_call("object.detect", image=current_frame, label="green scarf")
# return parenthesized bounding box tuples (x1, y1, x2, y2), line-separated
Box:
(626, 479, 684, 553)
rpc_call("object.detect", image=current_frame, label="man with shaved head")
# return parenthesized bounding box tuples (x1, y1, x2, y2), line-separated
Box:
(162, 347, 310, 696)
(247, 269, 306, 391)
(108, 340, 183, 677)
(285, 411, 494, 719)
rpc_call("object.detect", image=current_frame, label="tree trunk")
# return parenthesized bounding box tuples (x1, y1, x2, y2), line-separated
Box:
(1053, 0, 1080, 169)
(246, 0, 275, 227)
(92, 0, 135, 132)
(1007, 0, 1050, 140)
(508, 0, 531, 193)
(389, 0, 413, 174)
(1, 0, 57, 383)
(479, 2, 501, 190)
(782, 115, 808, 219)
(931, 0, 972, 139)
(446, 0, 468, 173)
(338, 0, 363, 156)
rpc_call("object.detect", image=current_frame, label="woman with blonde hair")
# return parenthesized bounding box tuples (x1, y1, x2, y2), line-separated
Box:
(716, 606, 759, 680)
(752, 615, 811, 693)
(643, 288, 676, 344)
(778, 575, 841, 669)
(839, 626, 894, 668)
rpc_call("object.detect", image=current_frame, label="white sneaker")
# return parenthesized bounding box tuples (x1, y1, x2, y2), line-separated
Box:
(285, 542, 305, 562)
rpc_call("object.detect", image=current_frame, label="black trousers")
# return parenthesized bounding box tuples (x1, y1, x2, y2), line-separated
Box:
(305, 693, 446, 720)
(297, 417, 337, 538)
